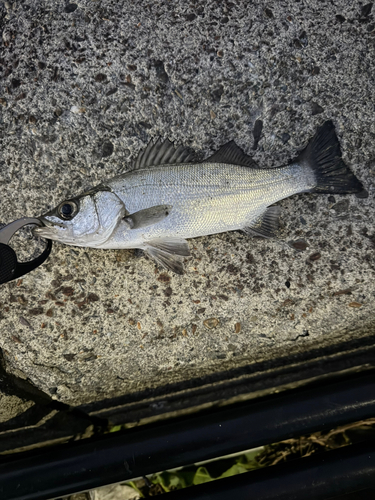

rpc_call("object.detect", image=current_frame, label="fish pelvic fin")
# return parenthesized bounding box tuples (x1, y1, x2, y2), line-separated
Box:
(143, 237, 190, 274)
(299, 121, 363, 194)
(243, 206, 281, 238)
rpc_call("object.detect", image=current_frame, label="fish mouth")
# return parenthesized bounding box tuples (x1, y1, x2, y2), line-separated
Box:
(32, 217, 64, 239)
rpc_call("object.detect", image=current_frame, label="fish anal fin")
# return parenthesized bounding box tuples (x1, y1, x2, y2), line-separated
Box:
(132, 138, 195, 170)
(243, 206, 281, 238)
(124, 205, 172, 230)
(143, 237, 191, 274)
(205, 141, 259, 168)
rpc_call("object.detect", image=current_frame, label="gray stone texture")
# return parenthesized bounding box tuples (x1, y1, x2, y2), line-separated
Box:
(0, 0, 374, 406)
(0, 391, 33, 423)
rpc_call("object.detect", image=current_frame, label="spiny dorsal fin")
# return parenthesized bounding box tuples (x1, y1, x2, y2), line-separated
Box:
(204, 140, 259, 168)
(243, 206, 281, 238)
(132, 138, 195, 170)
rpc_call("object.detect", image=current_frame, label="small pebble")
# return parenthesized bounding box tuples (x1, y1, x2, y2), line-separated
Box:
(361, 3, 373, 17)
(87, 293, 99, 302)
(281, 132, 290, 144)
(203, 318, 219, 329)
(83, 252, 91, 264)
(299, 31, 308, 47)
(70, 105, 85, 114)
(309, 252, 321, 261)
(355, 189, 369, 199)
(95, 73, 107, 83)
(211, 86, 224, 102)
(311, 102, 324, 115)
(65, 3, 78, 13)
(290, 239, 308, 251)
(19, 316, 32, 329)
(333, 289, 351, 296)
(28, 307, 44, 316)
(61, 286, 74, 296)
(332, 200, 349, 213)
(154, 60, 169, 83)
(102, 141, 114, 158)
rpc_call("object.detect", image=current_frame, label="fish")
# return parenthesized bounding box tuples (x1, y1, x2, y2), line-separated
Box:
(34, 121, 363, 274)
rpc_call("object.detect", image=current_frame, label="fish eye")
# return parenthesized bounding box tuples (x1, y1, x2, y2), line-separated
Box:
(58, 201, 78, 220)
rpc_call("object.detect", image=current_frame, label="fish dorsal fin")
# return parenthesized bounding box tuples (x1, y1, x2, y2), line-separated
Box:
(132, 138, 195, 170)
(204, 140, 259, 168)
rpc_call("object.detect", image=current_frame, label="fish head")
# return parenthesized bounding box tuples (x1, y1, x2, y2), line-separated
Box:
(34, 188, 126, 247)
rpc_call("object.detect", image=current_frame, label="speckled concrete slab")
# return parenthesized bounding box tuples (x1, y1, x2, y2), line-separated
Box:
(0, 391, 34, 424)
(0, 0, 374, 405)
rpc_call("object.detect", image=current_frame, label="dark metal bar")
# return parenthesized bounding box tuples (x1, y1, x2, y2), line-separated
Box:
(0, 371, 374, 500)
(165, 441, 375, 500)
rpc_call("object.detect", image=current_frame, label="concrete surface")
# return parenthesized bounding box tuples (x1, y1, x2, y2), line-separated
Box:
(0, 0, 374, 407)
(0, 391, 33, 423)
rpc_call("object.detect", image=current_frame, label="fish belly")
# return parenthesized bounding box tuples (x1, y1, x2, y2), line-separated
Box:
(102, 161, 314, 248)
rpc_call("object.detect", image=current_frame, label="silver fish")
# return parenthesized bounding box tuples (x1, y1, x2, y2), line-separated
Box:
(34, 121, 363, 274)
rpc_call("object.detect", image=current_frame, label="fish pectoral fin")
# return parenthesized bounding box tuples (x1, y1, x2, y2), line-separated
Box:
(143, 237, 191, 274)
(243, 206, 281, 238)
(204, 141, 259, 168)
(124, 205, 172, 230)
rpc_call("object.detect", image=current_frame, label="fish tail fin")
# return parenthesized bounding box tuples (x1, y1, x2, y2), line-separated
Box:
(299, 121, 363, 194)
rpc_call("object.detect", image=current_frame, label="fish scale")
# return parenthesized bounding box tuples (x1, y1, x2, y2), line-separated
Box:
(105, 162, 313, 248)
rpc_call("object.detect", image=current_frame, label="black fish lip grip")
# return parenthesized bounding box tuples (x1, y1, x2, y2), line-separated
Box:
(0, 218, 52, 285)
